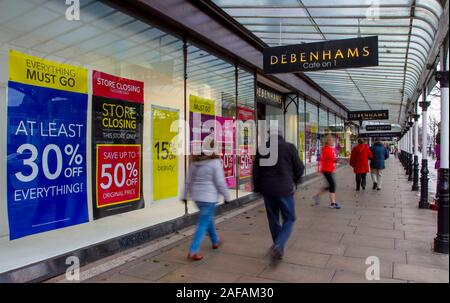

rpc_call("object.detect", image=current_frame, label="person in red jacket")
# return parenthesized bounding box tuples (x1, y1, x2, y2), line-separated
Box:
(350, 138, 374, 191)
(312, 135, 341, 209)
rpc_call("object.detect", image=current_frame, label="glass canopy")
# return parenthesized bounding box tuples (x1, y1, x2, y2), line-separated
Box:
(212, 0, 444, 123)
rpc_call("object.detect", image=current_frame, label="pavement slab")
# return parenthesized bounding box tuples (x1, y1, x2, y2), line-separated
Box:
(70, 159, 448, 283)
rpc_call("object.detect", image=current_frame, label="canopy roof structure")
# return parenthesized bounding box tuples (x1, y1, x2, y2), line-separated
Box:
(212, 0, 447, 125)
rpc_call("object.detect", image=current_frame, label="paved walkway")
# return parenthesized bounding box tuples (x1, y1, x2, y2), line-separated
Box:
(77, 159, 449, 283)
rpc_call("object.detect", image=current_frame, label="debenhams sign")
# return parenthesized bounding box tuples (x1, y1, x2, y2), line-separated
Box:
(263, 36, 378, 74)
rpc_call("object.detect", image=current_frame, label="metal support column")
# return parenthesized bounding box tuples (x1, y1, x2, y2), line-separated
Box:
(419, 89, 430, 209)
(408, 118, 414, 181)
(434, 46, 449, 254)
(412, 110, 420, 191)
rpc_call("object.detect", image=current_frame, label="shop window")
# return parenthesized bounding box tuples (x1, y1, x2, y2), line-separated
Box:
(318, 107, 328, 161)
(0, 0, 185, 273)
(237, 68, 255, 198)
(336, 116, 346, 158)
(285, 94, 298, 148)
(186, 44, 237, 210)
(305, 102, 319, 175)
(298, 98, 306, 169)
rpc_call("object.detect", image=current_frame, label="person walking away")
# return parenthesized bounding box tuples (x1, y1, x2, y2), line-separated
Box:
(312, 135, 341, 209)
(181, 151, 231, 261)
(253, 129, 304, 260)
(370, 139, 389, 190)
(350, 139, 373, 191)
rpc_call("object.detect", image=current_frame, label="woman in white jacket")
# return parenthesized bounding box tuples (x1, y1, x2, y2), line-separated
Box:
(181, 153, 231, 261)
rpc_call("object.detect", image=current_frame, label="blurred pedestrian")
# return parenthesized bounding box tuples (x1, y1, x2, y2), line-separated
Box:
(253, 128, 304, 260)
(181, 146, 231, 261)
(350, 138, 373, 191)
(313, 135, 341, 209)
(370, 138, 389, 190)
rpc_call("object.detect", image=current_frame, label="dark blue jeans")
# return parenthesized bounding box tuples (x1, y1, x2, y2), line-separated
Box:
(263, 195, 296, 253)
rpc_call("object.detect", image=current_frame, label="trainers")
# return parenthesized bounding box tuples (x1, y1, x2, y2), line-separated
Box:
(187, 253, 203, 261)
(312, 195, 320, 206)
(373, 183, 377, 190)
(329, 203, 341, 209)
(212, 238, 222, 249)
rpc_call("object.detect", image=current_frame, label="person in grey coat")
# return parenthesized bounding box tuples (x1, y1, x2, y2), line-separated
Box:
(181, 153, 231, 261)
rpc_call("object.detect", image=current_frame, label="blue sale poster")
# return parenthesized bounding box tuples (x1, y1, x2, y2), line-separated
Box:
(6, 50, 89, 240)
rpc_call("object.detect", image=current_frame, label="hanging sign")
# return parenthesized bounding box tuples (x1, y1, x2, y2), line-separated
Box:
(359, 132, 401, 138)
(348, 110, 389, 121)
(6, 50, 89, 239)
(92, 71, 144, 219)
(263, 36, 378, 74)
(151, 106, 179, 201)
(366, 124, 392, 131)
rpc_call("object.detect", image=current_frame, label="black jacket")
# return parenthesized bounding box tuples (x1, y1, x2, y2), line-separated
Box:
(252, 135, 304, 197)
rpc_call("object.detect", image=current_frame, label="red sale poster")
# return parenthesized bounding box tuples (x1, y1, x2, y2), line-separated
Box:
(92, 71, 144, 219)
(96, 144, 141, 207)
(239, 145, 253, 179)
(237, 106, 255, 179)
(237, 106, 254, 121)
(215, 116, 236, 188)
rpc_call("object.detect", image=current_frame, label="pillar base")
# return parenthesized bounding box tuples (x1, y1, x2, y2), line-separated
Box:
(434, 168, 449, 254)
(434, 237, 449, 254)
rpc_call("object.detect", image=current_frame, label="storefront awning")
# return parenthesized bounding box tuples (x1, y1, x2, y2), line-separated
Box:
(212, 0, 445, 124)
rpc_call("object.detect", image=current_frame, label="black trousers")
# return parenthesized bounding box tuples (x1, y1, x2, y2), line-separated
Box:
(355, 173, 367, 190)
(322, 172, 336, 193)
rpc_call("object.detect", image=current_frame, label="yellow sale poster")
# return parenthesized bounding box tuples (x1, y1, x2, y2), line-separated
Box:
(152, 105, 179, 201)
(9, 49, 87, 94)
(299, 131, 305, 161)
(189, 94, 215, 115)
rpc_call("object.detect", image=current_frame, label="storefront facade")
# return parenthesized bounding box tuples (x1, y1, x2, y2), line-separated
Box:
(0, 0, 348, 281)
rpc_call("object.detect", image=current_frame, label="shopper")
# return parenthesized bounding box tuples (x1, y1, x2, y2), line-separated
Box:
(312, 135, 341, 209)
(253, 129, 304, 260)
(370, 138, 389, 190)
(350, 138, 373, 191)
(181, 148, 231, 261)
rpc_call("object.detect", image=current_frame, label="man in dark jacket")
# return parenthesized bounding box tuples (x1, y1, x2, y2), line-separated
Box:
(370, 139, 390, 190)
(253, 131, 304, 260)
